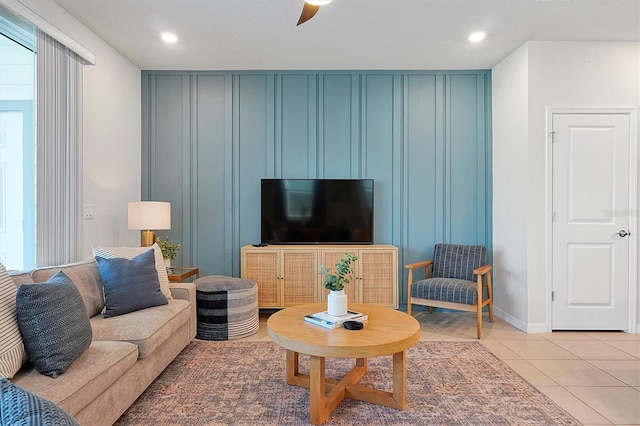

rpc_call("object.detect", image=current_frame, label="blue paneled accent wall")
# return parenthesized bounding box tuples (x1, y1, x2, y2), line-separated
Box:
(142, 70, 492, 308)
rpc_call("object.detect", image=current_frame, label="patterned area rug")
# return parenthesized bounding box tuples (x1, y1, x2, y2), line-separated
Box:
(115, 341, 579, 425)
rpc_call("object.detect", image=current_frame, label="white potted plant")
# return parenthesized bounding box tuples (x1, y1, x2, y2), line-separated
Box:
(155, 237, 181, 268)
(319, 253, 358, 316)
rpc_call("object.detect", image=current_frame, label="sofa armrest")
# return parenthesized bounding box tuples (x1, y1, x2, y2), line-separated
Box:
(169, 282, 197, 338)
(169, 282, 195, 301)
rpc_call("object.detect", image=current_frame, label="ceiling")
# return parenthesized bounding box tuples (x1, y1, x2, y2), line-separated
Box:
(52, 0, 640, 70)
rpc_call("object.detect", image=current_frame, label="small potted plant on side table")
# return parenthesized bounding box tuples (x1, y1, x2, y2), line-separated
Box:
(319, 253, 358, 316)
(155, 237, 181, 272)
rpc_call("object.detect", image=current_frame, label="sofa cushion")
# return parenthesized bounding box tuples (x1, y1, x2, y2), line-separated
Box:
(95, 250, 168, 318)
(12, 340, 138, 418)
(0, 378, 79, 425)
(91, 299, 190, 359)
(16, 272, 93, 378)
(0, 264, 29, 379)
(92, 243, 172, 300)
(411, 277, 478, 305)
(29, 260, 105, 318)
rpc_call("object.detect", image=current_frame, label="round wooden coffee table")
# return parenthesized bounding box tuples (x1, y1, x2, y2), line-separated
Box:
(267, 303, 420, 425)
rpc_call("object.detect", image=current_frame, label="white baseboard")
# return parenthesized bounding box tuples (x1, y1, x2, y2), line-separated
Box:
(493, 306, 549, 333)
(526, 323, 550, 334)
(493, 308, 639, 334)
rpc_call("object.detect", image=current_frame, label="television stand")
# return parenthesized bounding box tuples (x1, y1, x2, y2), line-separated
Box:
(240, 244, 398, 309)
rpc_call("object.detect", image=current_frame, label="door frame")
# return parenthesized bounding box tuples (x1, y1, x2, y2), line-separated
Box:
(544, 107, 638, 333)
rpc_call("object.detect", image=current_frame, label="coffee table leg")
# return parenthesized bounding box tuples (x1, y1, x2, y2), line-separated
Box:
(285, 349, 299, 384)
(393, 350, 408, 409)
(284, 351, 406, 424)
(309, 355, 326, 425)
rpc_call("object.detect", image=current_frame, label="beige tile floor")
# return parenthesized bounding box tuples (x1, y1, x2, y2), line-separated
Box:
(241, 310, 640, 425)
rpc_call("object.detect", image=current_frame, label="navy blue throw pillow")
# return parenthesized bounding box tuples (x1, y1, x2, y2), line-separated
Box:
(0, 377, 79, 425)
(16, 272, 93, 379)
(95, 249, 168, 318)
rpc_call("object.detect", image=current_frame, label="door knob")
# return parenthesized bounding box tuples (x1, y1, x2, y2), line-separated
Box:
(618, 230, 630, 237)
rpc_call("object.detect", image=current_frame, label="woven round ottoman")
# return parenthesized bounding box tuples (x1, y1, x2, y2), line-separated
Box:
(194, 275, 259, 341)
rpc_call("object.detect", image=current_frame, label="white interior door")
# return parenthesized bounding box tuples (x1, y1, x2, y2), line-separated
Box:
(552, 113, 631, 330)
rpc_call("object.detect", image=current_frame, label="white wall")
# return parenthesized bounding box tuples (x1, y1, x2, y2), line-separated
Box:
(12, 0, 142, 258)
(493, 41, 640, 331)
(491, 44, 530, 330)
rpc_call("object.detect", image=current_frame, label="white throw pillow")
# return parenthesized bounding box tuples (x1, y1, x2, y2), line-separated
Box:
(0, 263, 29, 379)
(91, 244, 172, 300)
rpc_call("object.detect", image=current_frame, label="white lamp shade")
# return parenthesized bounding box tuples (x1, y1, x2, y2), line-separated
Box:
(306, 0, 332, 5)
(127, 201, 171, 230)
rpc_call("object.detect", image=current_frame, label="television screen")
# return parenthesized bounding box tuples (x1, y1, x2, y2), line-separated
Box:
(261, 179, 374, 244)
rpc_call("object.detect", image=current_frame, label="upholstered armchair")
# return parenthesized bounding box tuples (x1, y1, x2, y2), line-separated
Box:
(405, 243, 493, 338)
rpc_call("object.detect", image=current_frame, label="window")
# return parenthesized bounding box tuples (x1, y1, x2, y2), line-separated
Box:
(1, 5, 86, 269)
(0, 7, 36, 269)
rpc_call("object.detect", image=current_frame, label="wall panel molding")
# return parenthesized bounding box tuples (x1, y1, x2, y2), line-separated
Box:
(142, 70, 492, 306)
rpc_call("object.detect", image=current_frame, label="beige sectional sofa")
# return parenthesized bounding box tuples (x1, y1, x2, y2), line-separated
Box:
(8, 259, 196, 426)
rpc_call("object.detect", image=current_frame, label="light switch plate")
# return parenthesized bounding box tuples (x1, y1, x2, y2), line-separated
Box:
(83, 203, 94, 219)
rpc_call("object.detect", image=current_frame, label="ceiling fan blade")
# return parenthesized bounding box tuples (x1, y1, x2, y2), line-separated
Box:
(297, 3, 320, 26)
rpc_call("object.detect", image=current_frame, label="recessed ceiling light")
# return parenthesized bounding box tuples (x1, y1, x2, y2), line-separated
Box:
(468, 31, 487, 42)
(160, 32, 178, 43)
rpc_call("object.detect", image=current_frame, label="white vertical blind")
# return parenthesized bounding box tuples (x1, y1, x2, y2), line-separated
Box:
(36, 30, 84, 266)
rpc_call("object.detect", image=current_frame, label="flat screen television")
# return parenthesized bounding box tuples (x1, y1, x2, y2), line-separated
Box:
(261, 178, 374, 245)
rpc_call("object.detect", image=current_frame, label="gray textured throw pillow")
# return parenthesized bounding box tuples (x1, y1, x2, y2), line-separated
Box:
(16, 271, 92, 378)
(95, 248, 168, 318)
(0, 377, 79, 425)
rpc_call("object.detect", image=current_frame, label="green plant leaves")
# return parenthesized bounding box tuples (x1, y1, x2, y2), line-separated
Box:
(155, 237, 181, 260)
(318, 253, 358, 291)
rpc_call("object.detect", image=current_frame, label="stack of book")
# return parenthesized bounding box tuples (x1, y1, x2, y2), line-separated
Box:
(304, 310, 368, 329)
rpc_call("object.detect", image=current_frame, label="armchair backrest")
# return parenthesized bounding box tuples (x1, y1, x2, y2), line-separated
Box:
(432, 243, 486, 281)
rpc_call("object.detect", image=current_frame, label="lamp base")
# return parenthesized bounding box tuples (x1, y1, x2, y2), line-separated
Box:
(141, 230, 155, 247)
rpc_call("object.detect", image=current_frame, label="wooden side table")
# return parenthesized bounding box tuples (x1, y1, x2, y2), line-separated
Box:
(167, 267, 199, 282)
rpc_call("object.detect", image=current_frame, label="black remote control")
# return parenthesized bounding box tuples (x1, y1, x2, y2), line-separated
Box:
(343, 321, 363, 330)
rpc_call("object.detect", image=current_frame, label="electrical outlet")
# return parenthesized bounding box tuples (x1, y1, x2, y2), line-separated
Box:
(83, 203, 94, 220)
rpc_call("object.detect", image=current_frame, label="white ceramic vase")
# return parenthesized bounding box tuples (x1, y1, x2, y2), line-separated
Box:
(327, 289, 348, 316)
(164, 258, 171, 268)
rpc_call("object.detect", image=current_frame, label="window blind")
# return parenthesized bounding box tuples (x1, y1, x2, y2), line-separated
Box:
(35, 30, 85, 266)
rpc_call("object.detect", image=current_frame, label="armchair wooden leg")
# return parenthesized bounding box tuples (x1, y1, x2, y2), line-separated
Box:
(406, 269, 412, 315)
(476, 304, 482, 339)
(486, 274, 494, 322)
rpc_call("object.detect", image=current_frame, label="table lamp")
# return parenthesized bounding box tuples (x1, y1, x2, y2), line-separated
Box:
(128, 201, 171, 247)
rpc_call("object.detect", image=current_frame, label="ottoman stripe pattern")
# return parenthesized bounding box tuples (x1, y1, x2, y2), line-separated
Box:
(195, 276, 259, 341)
